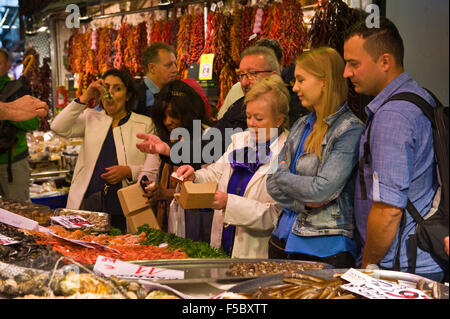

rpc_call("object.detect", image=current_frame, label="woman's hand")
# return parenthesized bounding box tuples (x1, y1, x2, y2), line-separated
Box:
(79, 78, 106, 105)
(142, 182, 173, 203)
(101, 165, 131, 184)
(212, 190, 228, 210)
(176, 165, 196, 181)
(136, 133, 171, 156)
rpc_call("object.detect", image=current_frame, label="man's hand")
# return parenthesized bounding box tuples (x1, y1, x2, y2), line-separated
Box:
(100, 165, 131, 185)
(2, 95, 49, 121)
(136, 133, 171, 156)
(212, 190, 228, 210)
(445, 236, 449, 256)
(361, 201, 403, 268)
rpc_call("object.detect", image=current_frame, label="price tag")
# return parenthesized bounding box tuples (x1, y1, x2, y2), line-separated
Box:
(340, 268, 432, 299)
(51, 215, 93, 229)
(211, 3, 217, 12)
(249, 33, 257, 41)
(217, 1, 223, 8)
(93, 255, 184, 280)
(199, 54, 215, 81)
(0, 234, 20, 246)
(0, 208, 39, 231)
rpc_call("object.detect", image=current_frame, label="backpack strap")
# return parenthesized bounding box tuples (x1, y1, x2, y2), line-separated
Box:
(358, 91, 435, 200)
(385, 92, 436, 127)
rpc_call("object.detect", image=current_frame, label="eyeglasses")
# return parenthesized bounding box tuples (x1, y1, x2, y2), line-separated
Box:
(236, 70, 273, 81)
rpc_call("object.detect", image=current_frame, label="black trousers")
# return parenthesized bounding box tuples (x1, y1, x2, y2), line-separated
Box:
(268, 234, 356, 269)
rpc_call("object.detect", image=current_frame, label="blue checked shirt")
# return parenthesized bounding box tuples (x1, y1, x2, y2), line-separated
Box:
(354, 72, 442, 274)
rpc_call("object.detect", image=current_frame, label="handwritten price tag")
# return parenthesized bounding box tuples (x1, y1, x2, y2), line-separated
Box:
(0, 234, 20, 246)
(340, 268, 432, 299)
(93, 255, 184, 280)
(51, 215, 93, 229)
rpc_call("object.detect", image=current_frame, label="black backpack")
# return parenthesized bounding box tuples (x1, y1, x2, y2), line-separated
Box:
(359, 89, 449, 272)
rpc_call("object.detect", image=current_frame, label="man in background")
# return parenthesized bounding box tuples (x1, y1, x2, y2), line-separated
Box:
(0, 48, 41, 202)
(217, 38, 308, 127)
(137, 42, 178, 117)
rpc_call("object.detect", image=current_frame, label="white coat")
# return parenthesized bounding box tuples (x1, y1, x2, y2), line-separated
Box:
(194, 130, 287, 258)
(51, 100, 155, 209)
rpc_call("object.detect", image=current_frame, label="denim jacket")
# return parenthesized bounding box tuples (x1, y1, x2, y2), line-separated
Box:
(266, 104, 364, 238)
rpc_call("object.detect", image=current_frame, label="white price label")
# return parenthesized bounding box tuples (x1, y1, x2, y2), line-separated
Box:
(340, 268, 432, 299)
(93, 255, 184, 280)
(51, 215, 93, 229)
(0, 208, 39, 231)
(0, 234, 20, 246)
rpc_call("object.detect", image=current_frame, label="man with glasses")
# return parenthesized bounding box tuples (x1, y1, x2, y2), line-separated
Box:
(218, 39, 308, 127)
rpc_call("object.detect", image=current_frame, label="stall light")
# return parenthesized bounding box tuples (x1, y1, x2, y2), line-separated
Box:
(37, 25, 48, 32)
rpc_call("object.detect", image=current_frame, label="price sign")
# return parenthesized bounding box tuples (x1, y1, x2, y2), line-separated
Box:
(93, 255, 184, 280)
(0, 234, 20, 246)
(199, 54, 215, 81)
(51, 215, 93, 229)
(0, 208, 39, 231)
(340, 268, 432, 299)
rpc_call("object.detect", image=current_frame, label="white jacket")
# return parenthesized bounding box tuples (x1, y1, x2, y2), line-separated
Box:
(194, 130, 287, 258)
(51, 100, 155, 209)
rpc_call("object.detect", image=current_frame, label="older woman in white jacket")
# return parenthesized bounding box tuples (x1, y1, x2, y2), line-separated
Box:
(176, 75, 289, 258)
(51, 69, 154, 233)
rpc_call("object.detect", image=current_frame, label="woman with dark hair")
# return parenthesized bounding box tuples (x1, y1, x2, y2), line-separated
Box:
(51, 69, 155, 233)
(138, 79, 213, 241)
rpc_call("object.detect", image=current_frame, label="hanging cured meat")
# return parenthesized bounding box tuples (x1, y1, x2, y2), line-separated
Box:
(187, 12, 205, 65)
(97, 27, 116, 75)
(176, 13, 193, 78)
(113, 19, 131, 71)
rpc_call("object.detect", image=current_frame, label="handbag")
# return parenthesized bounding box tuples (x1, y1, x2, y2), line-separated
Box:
(81, 185, 109, 212)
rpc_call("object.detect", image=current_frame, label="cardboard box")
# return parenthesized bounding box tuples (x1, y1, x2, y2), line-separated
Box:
(174, 181, 218, 210)
(117, 182, 160, 233)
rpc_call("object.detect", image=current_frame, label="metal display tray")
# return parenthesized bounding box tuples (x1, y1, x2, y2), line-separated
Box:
(53, 208, 111, 232)
(227, 268, 449, 299)
(124, 258, 332, 284)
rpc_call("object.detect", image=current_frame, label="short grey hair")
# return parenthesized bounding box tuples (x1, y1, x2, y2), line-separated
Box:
(241, 46, 280, 74)
(142, 42, 176, 72)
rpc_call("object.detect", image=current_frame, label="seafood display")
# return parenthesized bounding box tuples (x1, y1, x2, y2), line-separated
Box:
(0, 223, 63, 271)
(0, 200, 53, 226)
(0, 261, 179, 299)
(226, 261, 326, 277)
(53, 208, 110, 232)
(30, 226, 189, 264)
(227, 270, 448, 299)
(237, 272, 358, 299)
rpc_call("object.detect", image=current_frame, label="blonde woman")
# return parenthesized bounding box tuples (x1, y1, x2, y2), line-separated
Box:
(266, 47, 364, 268)
(176, 74, 289, 258)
